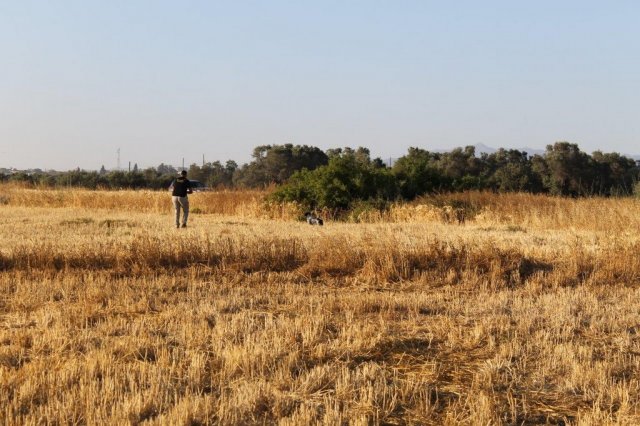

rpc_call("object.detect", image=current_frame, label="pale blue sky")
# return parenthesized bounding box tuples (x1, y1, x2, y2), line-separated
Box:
(1, 1, 638, 170)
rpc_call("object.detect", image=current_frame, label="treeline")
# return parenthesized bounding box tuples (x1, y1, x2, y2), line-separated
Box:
(272, 142, 640, 209)
(0, 144, 327, 190)
(3, 165, 178, 190)
(2, 142, 639, 208)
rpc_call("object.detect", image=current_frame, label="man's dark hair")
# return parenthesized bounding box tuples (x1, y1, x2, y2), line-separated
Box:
(180, 170, 187, 176)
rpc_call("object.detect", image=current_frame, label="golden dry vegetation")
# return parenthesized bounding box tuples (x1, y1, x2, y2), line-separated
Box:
(1, 185, 640, 425)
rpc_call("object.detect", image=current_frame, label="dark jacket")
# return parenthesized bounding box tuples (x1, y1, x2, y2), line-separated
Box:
(171, 177, 192, 197)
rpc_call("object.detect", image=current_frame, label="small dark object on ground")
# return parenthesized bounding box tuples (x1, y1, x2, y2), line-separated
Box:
(304, 212, 323, 226)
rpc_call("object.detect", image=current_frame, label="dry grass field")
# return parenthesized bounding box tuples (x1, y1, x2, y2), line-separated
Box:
(1, 185, 640, 425)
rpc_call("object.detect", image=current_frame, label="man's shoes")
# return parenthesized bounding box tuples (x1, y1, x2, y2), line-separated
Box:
(176, 224, 180, 228)
(181, 224, 187, 228)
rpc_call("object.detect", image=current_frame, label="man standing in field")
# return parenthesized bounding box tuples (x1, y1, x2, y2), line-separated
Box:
(169, 170, 193, 228)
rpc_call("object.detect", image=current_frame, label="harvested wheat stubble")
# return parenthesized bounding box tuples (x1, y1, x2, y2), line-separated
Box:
(1, 188, 640, 424)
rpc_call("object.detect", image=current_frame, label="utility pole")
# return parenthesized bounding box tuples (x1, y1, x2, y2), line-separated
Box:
(182, 158, 185, 170)
(202, 154, 205, 167)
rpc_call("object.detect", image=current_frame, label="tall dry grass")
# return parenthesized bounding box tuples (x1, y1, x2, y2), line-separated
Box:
(4, 184, 640, 232)
(1, 186, 640, 424)
(2, 223, 640, 289)
(0, 184, 298, 219)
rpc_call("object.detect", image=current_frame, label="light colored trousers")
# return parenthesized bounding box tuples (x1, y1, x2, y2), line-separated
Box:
(172, 196, 189, 226)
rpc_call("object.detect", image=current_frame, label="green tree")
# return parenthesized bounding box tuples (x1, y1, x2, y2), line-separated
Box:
(205, 160, 237, 188)
(483, 149, 541, 192)
(590, 151, 638, 195)
(272, 147, 398, 210)
(157, 163, 177, 175)
(435, 146, 483, 190)
(539, 142, 593, 196)
(392, 148, 442, 198)
(234, 144, 328, 188)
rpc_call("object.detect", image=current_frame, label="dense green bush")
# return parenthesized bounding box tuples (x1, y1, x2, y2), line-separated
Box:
(271, 148, 399, 211)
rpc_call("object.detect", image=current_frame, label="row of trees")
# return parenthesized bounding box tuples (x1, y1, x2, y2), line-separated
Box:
(273, 142, 640, 209)
(1, 144, 328, 190)
(5, 167, 176, 190)
(392, 143, 639, 198)
(3, 142, 639, 209)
